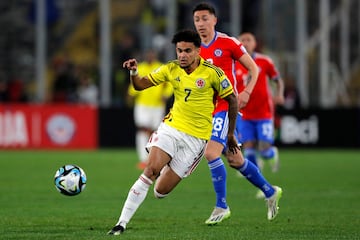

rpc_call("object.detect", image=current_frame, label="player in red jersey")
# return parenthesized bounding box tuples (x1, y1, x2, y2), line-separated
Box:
(236, 32, 285, 182)
(193, 2, 282, 225)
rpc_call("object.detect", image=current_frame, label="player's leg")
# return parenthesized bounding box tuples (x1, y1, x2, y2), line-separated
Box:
(135, 127, 153, 169)
(226, 148, 282, 220)
(256, 119, 279, 172)
(240, 120, 259, 168)
(134, 105, 153, 169)
(226, 149, 273, 196)
(108, 146, 171, 235)
(154, 133, 205, 198)
(228, 119, 273, 195)
(204, 111, 230, 225)
(205, 140, 227, 208)
(109, 123, 174, 235)
(204, 140, 231, 225)
(136, 106, 166, 170)
(153, 165, 181, 198)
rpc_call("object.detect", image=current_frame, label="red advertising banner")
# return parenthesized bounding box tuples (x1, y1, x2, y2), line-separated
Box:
(0, 104, 98, 149)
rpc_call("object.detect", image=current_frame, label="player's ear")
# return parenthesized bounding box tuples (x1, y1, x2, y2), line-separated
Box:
(196, 47, 201, 57)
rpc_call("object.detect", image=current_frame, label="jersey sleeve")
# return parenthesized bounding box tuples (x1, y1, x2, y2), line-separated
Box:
(230, 37, 247, 60)
(266, 57, 281, 81)
(215, 74, 234, 99)
(147, 64, 169, 86)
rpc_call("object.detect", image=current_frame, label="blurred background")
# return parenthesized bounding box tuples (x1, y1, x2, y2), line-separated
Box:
(0, 0, 359, 149)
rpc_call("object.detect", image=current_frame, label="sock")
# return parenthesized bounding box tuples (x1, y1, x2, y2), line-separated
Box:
(244, 148, 258, 167)
(154, 188, 168, 199)
(259, 147, 276, 160)
(238, 158, 275, 198)
(208, 158, 227, 209)
(136, 131, 149, 162)
(116, 174, 153, 226)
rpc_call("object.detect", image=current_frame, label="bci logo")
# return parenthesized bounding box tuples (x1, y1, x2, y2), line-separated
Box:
(280, 115, 319, 144)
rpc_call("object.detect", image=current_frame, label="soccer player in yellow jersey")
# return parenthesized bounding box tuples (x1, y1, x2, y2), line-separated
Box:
(127, 49, 173, 170)
(108, 29, 239, 235)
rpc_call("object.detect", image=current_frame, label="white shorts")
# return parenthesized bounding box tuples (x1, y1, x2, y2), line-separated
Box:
(146, 123, 207, 178)
(134, 104, 165, 130)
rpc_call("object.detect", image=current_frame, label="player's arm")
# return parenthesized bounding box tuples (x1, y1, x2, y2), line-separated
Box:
(273, 77, 285, 105)
(237, 54, 259, 109)
(223, 92, 240, 154)
(123, 58, 155, 90)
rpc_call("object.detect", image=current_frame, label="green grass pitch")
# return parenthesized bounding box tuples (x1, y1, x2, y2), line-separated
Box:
(0, 149, 359, 239)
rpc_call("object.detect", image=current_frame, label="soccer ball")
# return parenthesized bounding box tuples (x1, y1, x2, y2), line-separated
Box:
(54, 165, 87, 196)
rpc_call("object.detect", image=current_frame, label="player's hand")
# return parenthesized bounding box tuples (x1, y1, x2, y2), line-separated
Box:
(123, 59, 138, 71)
(273, 95, 285, 105)
(227, 134, 240, 154)
(238, 91, 250, 109)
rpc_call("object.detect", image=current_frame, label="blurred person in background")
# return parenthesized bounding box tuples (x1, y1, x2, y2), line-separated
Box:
(7, 77, 28, 102)
(77, 73, 99, 106)
(236, 32, 285, 198)
(113, 30, 139, 106)
(193, 2, 282, 225)
(51, 56, 78, 103)
(282, 76, 301, 110)
(0, 72, 28, 103)
(127, 49, 173, 170)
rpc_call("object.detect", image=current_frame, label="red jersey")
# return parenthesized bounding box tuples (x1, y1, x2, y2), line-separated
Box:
(235, 52, 280, 120)
(200, 31, 247, 114)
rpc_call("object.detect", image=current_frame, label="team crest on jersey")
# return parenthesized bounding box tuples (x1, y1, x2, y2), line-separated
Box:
(221, 78, 230, 89)
(214, 49, 223, 57)
(195, 78, 205, 88)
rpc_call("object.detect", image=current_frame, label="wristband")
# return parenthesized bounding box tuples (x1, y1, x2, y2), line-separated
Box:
(130, 69, 138, 76)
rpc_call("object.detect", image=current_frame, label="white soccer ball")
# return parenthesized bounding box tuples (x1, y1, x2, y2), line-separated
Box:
(54, 165, 87, 196)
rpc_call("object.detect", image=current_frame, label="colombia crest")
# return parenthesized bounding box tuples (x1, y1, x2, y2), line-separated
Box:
(195, 78, 205, 88)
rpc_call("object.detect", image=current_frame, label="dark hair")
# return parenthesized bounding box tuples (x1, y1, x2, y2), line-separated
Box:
(192, 2, 216, 16)
(171, 29, 201, 48)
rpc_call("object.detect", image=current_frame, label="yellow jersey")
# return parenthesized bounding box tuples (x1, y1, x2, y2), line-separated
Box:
(128, 61, 173, 107)
(148, 58, 233, 140)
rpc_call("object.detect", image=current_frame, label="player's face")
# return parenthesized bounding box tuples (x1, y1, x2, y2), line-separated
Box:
(193, 10, 217, 38)
(239, 33, 256, 53)
(175, 41, 199, 71)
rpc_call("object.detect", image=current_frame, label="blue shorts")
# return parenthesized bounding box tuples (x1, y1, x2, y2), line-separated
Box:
(210, 111, 242, 153)
(238, 118, 274, 144)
